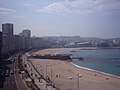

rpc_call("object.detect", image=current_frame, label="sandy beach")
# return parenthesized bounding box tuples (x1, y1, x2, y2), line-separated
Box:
(32, 47, 96, 55)
(30, 48, 120, 90)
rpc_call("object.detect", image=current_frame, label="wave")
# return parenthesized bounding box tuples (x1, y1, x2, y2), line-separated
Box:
(70, 62, 120, 79)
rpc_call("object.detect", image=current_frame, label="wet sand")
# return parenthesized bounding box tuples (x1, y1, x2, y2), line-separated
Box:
(30, 48, 120, 90)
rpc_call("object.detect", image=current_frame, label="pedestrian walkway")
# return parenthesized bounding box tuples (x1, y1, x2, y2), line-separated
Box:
(19, 74, 31, 90)
(22, 54, 57, 90)
(34, 77, 57, 90)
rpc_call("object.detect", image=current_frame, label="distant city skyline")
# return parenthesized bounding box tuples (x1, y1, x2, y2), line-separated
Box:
(0, 0, 120, 38)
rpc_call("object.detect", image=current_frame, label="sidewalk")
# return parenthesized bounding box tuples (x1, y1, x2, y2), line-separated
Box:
(14, 60, 28, 90)
(34, 78, 57, 90)
(19, 74, 31, 90)
(22, 54, 57, 90)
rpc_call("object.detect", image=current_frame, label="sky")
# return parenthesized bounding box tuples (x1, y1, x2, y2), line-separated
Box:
(0, 0, 120, 38)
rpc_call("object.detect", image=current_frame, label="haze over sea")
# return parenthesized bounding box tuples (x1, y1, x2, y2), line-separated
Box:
(58, 49, 120, 76)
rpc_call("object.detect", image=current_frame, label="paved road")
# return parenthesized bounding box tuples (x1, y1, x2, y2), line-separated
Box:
(0, 55, 27, 90)
(2, 73, 18, 90)
(14, 57, 27, 90)
(0, 60, 18, 90)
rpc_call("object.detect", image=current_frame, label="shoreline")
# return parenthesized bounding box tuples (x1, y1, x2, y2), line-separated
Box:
(32, 47, 120, 78)
(33, 47, 120, 56)
(53, 47, 120, 78)
(31, 48, 120, 90)
(70, 62, 120, 79)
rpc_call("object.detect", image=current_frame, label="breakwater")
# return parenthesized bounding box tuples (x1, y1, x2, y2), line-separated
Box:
(31, 54, 72, 61)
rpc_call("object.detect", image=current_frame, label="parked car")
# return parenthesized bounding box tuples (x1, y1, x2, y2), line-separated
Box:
(11, 59, 15, 62)
(19, 70, 25, 74)
(6, 70, 10, 77)
(10, 70, 14, 74)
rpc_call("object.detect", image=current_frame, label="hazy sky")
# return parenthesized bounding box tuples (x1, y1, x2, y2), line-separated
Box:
(0, 0, 120, 38)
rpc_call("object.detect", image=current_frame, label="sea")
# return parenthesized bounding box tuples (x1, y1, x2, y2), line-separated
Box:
(57, 49, 120, 77)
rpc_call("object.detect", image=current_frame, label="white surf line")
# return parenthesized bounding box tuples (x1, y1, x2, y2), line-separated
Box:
(70, 62, 120, 79)
(14, 59, 19, 90)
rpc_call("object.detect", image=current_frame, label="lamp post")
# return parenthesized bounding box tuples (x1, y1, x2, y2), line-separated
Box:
(46, 64, 48, 90)
(51, 69, 53, 90)
(45, 64, 52, 90)
(77, 74, 79, 90)
(39, 66, 42, 75)
(77, 74, 82, 90)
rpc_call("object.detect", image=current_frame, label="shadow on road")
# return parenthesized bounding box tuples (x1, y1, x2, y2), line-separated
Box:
(0, 60, 11, 88)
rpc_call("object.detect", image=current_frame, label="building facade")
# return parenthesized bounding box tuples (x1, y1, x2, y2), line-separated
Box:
(2, 23, 13, 36)
(0, 31, 2, 59)
(19, 29, 31, 50)
(31, 37, 45, 49)
(1, 23, 32, 58)
(2, 23, 26, 58)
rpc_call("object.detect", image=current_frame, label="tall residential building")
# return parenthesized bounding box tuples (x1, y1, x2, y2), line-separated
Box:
(2, 23, 14, 58)
(19, 29, 31, 38)
(19, 29, 31, 50)
(2, 23, 14, 36)
(0, 31, 2, 59)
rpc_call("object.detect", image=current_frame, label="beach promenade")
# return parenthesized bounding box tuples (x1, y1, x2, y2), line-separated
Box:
(30, 48, 120, 90)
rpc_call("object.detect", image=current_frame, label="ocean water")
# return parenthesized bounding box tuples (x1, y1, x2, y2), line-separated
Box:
(57, 49, 120, 76)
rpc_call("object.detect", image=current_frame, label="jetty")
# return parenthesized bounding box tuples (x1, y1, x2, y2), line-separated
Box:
(31, 54, 72, 61)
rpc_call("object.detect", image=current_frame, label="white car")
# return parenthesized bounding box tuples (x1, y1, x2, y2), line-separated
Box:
(6, 70, 10, 76)
(10, 70, 14, 74)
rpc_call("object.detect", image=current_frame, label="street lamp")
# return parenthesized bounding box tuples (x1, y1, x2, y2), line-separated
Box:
(51, 69, 53, 90)
(45, 64, 52, 90)
(77, 74, 82, 90)
(45, 64, 48, 90)
(39, 65, 43, 75)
